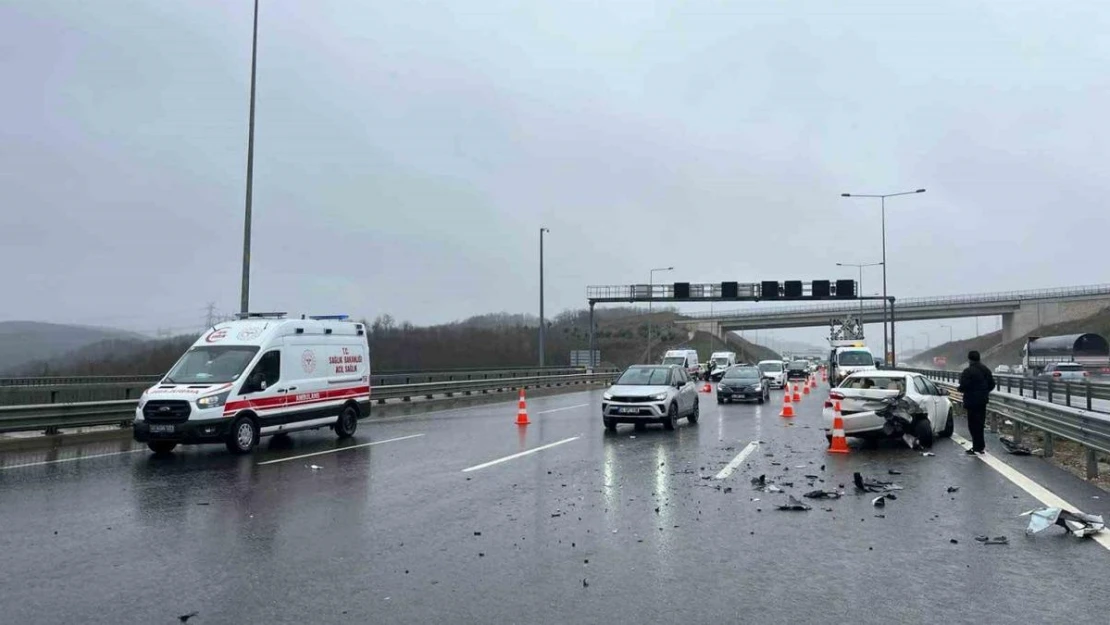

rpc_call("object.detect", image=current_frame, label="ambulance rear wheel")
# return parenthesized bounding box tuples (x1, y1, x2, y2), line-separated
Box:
(335, 405, 358, 439)
(147, 441, 177, 455)
(226, 416, 258, 455)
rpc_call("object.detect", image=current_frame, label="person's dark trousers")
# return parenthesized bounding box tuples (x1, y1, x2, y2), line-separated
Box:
(966, 405, 987, 452)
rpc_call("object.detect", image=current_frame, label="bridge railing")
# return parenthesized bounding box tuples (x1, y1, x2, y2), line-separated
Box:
(0, 371, 619, 436)
(682, 283, 1110, 320)
(907, 367, 1110, 414)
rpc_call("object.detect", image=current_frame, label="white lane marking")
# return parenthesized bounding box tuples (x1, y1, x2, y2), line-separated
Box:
(951, 433, 1110, 551)
(462, 436, 580, 473)
(536, 403, 590, 415)
(0, 449, 145, 471)
(256, 434, 424, 466)
(715, 441, 759, 480)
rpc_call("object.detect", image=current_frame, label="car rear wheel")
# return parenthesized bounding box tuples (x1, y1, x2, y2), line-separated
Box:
(914, 418, 934, 449)
(335, 405, 359, 439)
(663, 404, 678, 431)
(603, 417, 617, 432)
(147, 441, 176, 455)
(939, 409, 954, 438)
(688, 401, 699, 424)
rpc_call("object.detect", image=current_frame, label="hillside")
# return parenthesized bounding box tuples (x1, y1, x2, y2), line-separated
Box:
(0, 321, 146, 375)
(909, 305, 1110, 371)
(8, 307, 781, 376)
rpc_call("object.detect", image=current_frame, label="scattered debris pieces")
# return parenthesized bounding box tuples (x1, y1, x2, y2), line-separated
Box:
(947, 486, 960, 493)
(776, 496, 812, 511)
(178, 612, 199, 623)
(804, 474, 820, 480)
(922, 452, 935, 457)
(853, 472, 904, 493)
(872, 496, 887, 508)
(874, 514, 886, 519)
(1021, 507, 1105, 538)
(308, 465, 323, 470)
(474, 531, 482, 536)
(999, 436, 1035, 456)
(950, 539, 959, 544)
(887, 470, 902, 475)
(803, 490, 842, 500)
(974, 535, 1009, 545)
(583, 578, 589, 588)
(723, 487, 733, 494)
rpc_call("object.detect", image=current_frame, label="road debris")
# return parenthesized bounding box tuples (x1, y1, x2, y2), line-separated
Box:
(178, 612, 199, 623)
(999, 436, 1036, 456)
(803, 490, 842, 500)
(853, 472, 904, 493)
(872, 496, 887, 508)
(950, 539, 959, 544)
(922, 452, 935, 457)
(308, 465, 323, 470)
(947, 486, 959, 493)
(776, 496, 812, 511)
(974, 535, 1009, 545)
(1021, 507, 1105, 538)
(887, 470, 902, 475)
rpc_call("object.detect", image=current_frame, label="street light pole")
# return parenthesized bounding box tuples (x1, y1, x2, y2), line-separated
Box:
(648, 266, 674, 361)
(840, 188, 926, 363)
(539, 227, 549, 366)
(941, 324, 953, 344)
(240, 0, 260, 314)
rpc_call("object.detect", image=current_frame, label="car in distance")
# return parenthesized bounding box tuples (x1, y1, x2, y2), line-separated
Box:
(823, 370, 953, 448)
(1039, 362, 1088, 382)
(602, 365, 699, 432)
(994, 364, 1011, 375)
(786, 360, 811, 382)
(717, 365, 770, 404)
(757, 359, 787, 389)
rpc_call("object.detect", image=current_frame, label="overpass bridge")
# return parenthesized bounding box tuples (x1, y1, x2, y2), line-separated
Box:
(677, 283, 1110, 343)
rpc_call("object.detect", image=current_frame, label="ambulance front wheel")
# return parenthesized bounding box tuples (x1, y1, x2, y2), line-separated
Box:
(335, 405, 358, 439)
(226, 416, 259, 455)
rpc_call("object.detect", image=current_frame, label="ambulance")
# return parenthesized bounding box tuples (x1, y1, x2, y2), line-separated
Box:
(133, 313, 371, 455)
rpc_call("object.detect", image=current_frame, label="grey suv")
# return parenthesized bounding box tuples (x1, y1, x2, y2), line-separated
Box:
(602, 365, 699, 432)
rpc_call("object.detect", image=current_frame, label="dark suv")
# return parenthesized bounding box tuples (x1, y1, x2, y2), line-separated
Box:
(786, 361, 810, 381)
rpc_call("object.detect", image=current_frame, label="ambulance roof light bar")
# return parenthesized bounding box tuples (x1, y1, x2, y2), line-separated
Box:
(308, 314, 350, 321)
(235, 312, 288, 319)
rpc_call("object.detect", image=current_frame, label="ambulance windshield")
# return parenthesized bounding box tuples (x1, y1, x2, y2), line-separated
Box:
(164, 346, 260, 384)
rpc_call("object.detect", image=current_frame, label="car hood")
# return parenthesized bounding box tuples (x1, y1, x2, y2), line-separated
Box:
(608, 384, 672, 395)
(719, 379, 761, 386)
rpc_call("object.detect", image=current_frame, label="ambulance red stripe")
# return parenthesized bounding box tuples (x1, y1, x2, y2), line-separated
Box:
(223, 385, 370, 415)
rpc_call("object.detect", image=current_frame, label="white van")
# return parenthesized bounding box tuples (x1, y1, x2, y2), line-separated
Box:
(757, 359, 787, 389)
(708, 351, 738, 380)
(133, 313, 371, 455)
(830, 346, 877, 386)
(662, 349, 701, 379)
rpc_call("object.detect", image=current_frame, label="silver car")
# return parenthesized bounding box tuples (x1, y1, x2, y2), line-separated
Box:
(1040, 362, 1088, 382)
(602, 365, 699, 432)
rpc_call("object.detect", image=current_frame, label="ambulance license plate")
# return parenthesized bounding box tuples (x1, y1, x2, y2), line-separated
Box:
(149, 424, 175, 434)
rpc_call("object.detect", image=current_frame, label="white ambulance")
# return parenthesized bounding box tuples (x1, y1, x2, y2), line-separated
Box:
(133, 313, 371, 455)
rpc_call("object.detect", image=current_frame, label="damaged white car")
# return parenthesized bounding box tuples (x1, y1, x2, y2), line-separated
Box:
(823, 371, 954, 448)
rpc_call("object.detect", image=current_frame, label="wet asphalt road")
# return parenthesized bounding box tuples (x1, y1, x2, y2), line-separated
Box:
(3, 385, 1110, 624)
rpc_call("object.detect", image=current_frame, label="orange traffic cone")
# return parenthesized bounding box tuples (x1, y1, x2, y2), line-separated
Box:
(780, 389, 795, 417)
(803, 379, 811, 395)
(702, 382, 712, 393)
(792, 384, 801, 403)
(515, 388, 530, 425)
(828, 406, 849, 454)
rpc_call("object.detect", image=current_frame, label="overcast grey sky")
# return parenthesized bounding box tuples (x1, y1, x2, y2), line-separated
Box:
(2, 0, 1107, 343)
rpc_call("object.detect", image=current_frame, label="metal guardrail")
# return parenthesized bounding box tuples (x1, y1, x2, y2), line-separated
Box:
(683, 283, 1110, 320)
(931, 379, 1110, 479)
(0, 366, 616, 407)
(0, 371, 618, 435)
(907, 368, 1110, 413)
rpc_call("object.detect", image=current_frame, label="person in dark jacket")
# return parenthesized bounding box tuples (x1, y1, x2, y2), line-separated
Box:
(958, 350, 996, 454)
